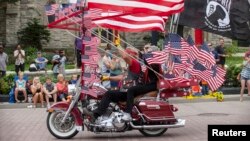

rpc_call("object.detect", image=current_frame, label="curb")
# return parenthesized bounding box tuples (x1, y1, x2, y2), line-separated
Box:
(0, 95, 249, 109)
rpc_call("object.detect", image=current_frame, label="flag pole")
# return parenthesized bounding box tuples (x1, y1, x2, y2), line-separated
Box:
(169, 15, 174, 33)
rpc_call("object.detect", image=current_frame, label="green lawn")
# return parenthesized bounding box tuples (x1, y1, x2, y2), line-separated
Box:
(7, 64, 76, 71)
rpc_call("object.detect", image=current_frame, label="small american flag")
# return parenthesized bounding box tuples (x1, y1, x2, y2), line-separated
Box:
(199, 43, 216, 69)
(84, 46, 98, 55)
(206, 65, 226, 91)
(82, 73, 97, 81)
(190, 60, 212, 80)
(82, 36, 100, 47)
(45, 4, 58, 16)
(186, 36, 200, 62)
(144, 51, 168, 65)
(81, 54, 100, 65)
(164, 34, 190, 56)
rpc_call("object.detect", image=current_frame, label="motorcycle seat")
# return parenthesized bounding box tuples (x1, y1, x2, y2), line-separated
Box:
(119, 91, 158, 105)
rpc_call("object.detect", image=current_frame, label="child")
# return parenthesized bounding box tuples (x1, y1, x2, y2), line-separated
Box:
(201, 80, 209, 95)
(191, 84, 202, 96)
(14, 72, 27, 103)
(69, 74, 78, 85)
(56, 74, 68, 102)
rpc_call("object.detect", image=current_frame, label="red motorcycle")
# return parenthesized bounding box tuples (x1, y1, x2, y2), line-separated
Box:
(46, 77, 196, 139)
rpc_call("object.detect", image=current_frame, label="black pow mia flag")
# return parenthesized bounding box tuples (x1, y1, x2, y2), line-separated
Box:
(179, 0, 250, 44)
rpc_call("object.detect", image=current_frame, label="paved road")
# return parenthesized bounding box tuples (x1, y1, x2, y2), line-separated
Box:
(0, 101, 250, 141)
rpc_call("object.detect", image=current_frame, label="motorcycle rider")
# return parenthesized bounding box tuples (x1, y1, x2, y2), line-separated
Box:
(88, 46, 161, 122)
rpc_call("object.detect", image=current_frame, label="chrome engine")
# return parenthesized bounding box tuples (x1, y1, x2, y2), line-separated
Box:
(86, 101, 127, 132)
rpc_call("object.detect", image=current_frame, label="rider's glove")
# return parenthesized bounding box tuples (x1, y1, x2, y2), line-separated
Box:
(101, 75, 110, 81)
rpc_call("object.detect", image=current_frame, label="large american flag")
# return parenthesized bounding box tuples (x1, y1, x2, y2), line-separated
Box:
(88, 0, 184, 16)
(93, 15, 166, 32)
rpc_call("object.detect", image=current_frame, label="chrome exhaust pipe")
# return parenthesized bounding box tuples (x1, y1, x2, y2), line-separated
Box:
(130, 119, 185, 129)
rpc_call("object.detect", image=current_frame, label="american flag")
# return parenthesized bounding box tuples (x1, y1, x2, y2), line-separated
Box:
(82, 36, 100, 47)
(81, 54, 100, 65)
(82, 73, 97, 81)
(164, 34, 190, 56)
(171, 55, 193, 75)
(88, 0, 184, 16)
(199, 43, 216, 69)
(190, 60, 212, 80)
(206, 65, 226, 91)
(186, 36, 200, 62)
(45, 4, 58, 16)
(84, 8, 103, 19)
(144, 51, 168, 65)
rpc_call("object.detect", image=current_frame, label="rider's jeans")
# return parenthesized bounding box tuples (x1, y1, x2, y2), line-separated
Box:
(94, 82, 157, 116)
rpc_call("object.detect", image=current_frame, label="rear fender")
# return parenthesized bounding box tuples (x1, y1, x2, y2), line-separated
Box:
(47, 102, 83, 126)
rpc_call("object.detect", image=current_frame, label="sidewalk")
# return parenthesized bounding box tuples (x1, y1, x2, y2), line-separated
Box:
(0, 94, 249, 109)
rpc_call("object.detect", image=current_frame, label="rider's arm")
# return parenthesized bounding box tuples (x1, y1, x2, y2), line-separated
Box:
(109, 75, 123, 81)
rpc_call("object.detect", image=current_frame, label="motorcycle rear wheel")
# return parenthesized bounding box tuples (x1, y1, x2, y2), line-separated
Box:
(47, 111, 79, 139)
(139, 128, 168, 137)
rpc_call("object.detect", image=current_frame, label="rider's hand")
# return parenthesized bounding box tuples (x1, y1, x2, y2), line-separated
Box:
(101, 75, 110, 81)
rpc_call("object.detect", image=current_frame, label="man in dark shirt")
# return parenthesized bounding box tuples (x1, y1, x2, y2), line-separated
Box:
(215, 38, 228, 69)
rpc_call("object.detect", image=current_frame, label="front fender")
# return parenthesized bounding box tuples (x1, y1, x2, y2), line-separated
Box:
(47, 102, 83, 126)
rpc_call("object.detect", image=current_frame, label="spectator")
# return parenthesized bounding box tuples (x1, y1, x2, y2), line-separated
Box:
(43, 77, 57, 108)
(52, 50, 67, 77)
(14, 72, 27, 103)
(201, 80, 209, 95)
(35, 51, 48, 72)
(68, 74, 78, 95)
(215, 38, 228, 69)
(101, 47, 112, 89)
(68, 74, 78, 85)
(110, 51, 123, 89)
(191, 84, 202, 96)
(29, 61, 38, 72)
(28, 77, 44, 108)
(56, 74, 68, 102)
(208, 43, 219, 63)
(239, 49, 250, 102)
(0, 44, 8, 77)
(14, 44, 25, 75)
(58, 50, 67, 76)
(52, 50, 60, 78)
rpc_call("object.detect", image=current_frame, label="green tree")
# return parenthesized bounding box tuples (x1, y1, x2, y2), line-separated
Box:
(17, 18, 50, 50)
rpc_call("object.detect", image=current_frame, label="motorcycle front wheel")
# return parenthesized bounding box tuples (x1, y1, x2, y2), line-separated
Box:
(139, 128, 168, 137)
(47, 111, 79, 139)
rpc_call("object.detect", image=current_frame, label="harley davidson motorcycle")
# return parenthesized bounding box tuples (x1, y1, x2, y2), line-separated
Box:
(46, 77, 194, 139)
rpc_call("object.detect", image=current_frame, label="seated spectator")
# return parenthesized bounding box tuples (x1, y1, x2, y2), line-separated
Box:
(29, 61, 38, 72)
(28, 77, 44, 108)
(35, 51, 48, 72)
(56, 74, 68, 102)
(68, 74, 78, 85)
(191, 84, 202, 96)
(68, 74, 78, 95)
(14, 72, 27, 103)
(43, 77, 57, 109)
